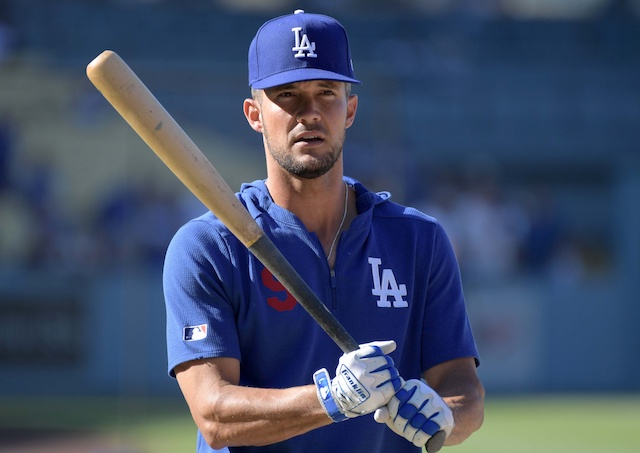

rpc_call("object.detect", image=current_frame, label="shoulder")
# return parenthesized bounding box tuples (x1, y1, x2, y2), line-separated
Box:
(352, 178, 435, 220)
(165, 211, 242, 273)
(169, 179, 271, 249)
(356, 181, 441, 229)
(350, 178, 452, 247)
(171, 212, 227, 246)
(377, 198, 438, 224)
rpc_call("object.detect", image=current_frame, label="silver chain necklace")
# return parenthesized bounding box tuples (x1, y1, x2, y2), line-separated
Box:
(326, 181, 349, 262)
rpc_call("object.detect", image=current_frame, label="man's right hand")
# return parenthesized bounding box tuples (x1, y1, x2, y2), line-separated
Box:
(313, 340, 402, 422)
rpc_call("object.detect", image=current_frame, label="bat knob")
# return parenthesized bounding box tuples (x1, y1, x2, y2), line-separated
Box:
(425, 430, 446, 453)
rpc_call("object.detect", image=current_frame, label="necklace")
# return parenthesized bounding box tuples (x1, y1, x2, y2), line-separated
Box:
(327, 181, 349, 262)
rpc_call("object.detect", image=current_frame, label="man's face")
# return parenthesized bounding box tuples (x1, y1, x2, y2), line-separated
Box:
(246, 80, 358, 179)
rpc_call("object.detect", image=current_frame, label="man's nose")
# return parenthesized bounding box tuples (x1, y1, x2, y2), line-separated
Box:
(296, 96, 320, 123)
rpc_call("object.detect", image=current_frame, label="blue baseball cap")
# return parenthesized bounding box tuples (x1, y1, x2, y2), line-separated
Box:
(248, 9, 361, 89)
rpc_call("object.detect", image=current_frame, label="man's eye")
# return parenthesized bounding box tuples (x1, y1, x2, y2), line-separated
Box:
(278, 91, 294, 97)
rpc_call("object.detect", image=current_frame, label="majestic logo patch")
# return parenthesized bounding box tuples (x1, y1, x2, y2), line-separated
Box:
(183, 324, 208, 342)
(369, 257, 408, 308)
(292, 27, 317, 58)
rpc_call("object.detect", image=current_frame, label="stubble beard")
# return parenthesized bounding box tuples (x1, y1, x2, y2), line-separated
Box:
(264, 128, 345, 180)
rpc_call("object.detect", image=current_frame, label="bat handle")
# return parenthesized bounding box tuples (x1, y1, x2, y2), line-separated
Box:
(425, 430, 446, 453)
(249, 235, 359, 353)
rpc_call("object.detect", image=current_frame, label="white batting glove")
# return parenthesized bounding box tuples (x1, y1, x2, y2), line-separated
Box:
(313, 340, 402, 422)
(374, 379, 454, 452)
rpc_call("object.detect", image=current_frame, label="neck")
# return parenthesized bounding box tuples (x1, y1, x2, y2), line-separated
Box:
(265, 174, 355, 264)
(266, 165, 344, 219)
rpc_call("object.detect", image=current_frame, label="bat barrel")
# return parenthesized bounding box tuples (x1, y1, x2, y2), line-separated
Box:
(86, 50, 264, 248)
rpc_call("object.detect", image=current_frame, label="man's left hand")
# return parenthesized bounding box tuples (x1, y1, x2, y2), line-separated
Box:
(374, 379, 454, 449)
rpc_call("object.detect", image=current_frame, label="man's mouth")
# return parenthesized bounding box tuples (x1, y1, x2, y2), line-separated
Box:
(294, 133, 324, 145)
(297, 136, 322, 142)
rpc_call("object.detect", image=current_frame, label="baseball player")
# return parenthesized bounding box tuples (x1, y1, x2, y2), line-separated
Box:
(164, 9, 484, 453)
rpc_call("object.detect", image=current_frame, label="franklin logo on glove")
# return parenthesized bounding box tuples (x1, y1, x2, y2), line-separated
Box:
(339, 366, 369, 402)
(314, 341, 401, 422)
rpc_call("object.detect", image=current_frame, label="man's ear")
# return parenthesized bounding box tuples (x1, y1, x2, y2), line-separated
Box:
(345, 94, 358, 130)
(243, 98, 263, 133)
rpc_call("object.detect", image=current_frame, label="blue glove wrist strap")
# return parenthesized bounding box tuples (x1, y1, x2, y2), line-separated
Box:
(313, 368, 348, 423)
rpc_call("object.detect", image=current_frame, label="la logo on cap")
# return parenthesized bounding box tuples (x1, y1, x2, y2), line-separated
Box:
(292, 26, 317, 59)
(247, 9, 361, 89)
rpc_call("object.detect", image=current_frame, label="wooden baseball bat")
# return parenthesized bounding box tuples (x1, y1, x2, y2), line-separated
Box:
(86, 50, 359, 353)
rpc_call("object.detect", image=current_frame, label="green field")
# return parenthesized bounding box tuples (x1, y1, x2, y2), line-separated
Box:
(451, 395, 640, 453)
(1, 394, 638, 452)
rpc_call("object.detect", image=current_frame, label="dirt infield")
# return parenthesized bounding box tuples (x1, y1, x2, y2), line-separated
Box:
(0, 429, 141, 453)
(0, 396, 195, 453)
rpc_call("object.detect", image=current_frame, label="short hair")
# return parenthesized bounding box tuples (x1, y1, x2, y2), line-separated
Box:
(251, 83, 352, 101)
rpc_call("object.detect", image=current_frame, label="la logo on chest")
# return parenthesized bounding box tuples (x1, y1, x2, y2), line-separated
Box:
(292, 27, 317, 58)
(369, 257, 408, 308)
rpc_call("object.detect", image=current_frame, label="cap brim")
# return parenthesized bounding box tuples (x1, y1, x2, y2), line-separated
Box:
(251, 68, 361, 89)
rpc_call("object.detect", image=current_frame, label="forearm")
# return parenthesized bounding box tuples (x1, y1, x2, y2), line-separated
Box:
(442, 387, 485, 445)
(192, 383, 332, 449)
(424, 358, 485, 446)
(177, 343, 401, 450)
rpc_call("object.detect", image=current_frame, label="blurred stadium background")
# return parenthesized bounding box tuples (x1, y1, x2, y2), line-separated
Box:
(0, 0, 639, 451)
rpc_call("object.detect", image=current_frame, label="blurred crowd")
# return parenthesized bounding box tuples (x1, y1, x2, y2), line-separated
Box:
(86, 0, 640, 20)
(0, 115, 203, 273)
(414, 161, 587, 287)
(0, 112, 593, 286)
(1, 0, 625, 283)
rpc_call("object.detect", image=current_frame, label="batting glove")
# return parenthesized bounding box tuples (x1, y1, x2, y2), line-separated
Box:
(313, 340, 402, 422)
(374, 379, 454, 452)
